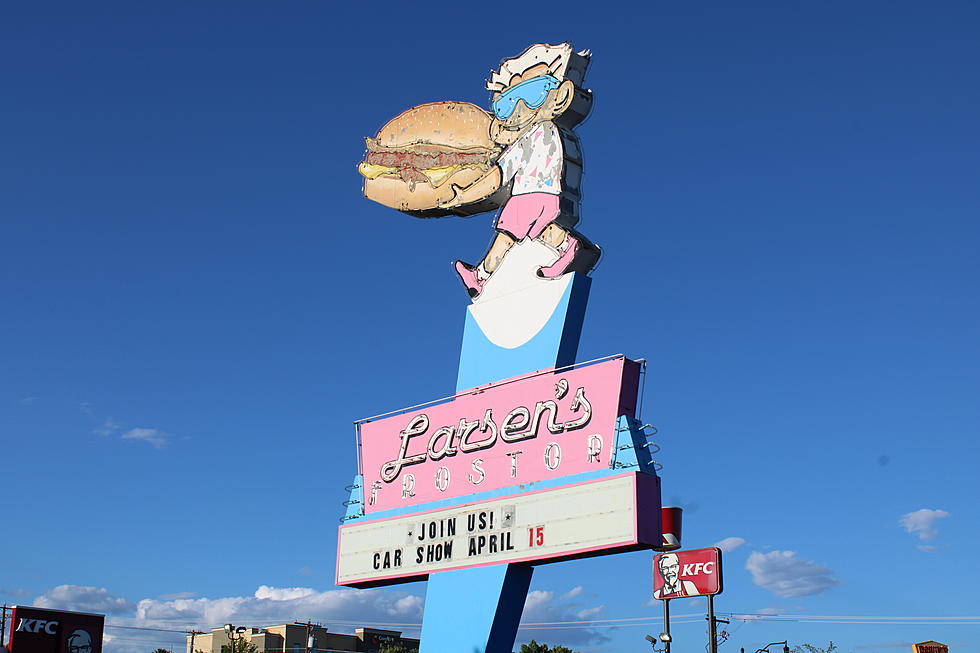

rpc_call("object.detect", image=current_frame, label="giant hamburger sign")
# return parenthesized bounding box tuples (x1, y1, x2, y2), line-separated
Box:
(358, 102, 506, 217)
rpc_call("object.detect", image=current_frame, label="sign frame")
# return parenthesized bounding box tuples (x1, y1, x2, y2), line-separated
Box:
(338, 471, 660, 588)
(354, 355, 641, 515)
(653, 547, 724, 600)
(8, 606, 104, 653)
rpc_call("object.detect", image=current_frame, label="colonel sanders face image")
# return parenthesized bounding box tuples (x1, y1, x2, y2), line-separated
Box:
(654, 553, 700, 599)
(659, 553, 680, 589)
(66, 630, 93, 653)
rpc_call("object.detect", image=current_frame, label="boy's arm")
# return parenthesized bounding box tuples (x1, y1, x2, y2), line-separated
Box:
(439, 166, 503, 208)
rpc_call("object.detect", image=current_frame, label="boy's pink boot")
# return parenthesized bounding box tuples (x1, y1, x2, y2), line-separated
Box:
(454, 260, 484, 298)
(537, 235, 581, 279)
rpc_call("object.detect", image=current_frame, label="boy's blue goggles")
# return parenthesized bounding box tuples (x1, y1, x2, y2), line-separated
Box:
(492, 75, 560, 120)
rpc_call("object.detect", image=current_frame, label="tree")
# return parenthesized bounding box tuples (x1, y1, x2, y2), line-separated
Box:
(221, 641, 259, 653)
(517, 640, 577, 653)
(791, 642, 839, 653)
(379, 643, 418, 653)
(152, 649, 172, 653)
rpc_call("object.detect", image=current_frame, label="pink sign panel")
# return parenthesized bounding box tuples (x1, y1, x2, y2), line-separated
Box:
(653, 547, 723, 599)
(359, 357, 641, 513)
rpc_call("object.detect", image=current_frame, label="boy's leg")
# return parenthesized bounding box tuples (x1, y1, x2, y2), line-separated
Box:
(454, 231, 516, 298)
(484, 231, 517, 273)
(535, 224, 600, 278)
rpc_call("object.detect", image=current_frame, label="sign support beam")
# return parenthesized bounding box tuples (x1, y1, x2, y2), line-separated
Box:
(417, 274, 590, 653)
(707, 594, 717, 653)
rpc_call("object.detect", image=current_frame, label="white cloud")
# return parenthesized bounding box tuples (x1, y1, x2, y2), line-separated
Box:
(900, 509, 950, 542)
(518, 590, 608, 646)
(0, 587, 31, 597)
(713, 537, 747, 553)
(575, 606, 604, 619)
(561, 586, 583, 600)
(298, 566, 315, 576)
(253, 586, 316, 601)
(745, 551, 840, 598)
(135, 585, 424, 630)
(94, 419, 122, 437)
(121, 427, 169, 448)
(34, 585, 135, 614)
(28, 583, 614, 653)
(29, 584, 427, 653)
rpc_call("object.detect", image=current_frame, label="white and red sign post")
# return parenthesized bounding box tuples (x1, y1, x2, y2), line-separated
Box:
(653, 548, 724, 653)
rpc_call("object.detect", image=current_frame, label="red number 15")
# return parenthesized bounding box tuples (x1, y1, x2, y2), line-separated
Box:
(528, 526, 544, 547)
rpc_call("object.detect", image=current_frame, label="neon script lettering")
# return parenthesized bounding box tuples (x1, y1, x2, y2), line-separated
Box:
(379, 382, 593, 483)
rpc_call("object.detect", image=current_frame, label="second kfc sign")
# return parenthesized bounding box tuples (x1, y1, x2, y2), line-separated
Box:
(653, 547, 723, 599)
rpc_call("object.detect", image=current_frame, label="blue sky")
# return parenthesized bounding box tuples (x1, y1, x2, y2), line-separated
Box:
(2, 1, 979, 652)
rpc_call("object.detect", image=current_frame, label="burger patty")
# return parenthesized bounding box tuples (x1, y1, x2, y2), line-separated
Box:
(397, 167, 430, 186)
(364, 150, 491, 170)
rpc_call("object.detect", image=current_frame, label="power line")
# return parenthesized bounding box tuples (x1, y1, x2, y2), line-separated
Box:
(106, 625, 196, 633)
(100, 611, 980, 639)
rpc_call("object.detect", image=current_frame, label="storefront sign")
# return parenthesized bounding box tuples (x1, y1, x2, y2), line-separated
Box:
(337, 471, 660, 588)
(8, 606, 104, 653)
(358, 356, 641, 513)
(653, 547, 723, 599)
(913, 642, 948, 653)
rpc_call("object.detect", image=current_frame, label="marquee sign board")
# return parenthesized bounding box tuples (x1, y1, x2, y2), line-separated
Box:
(653, 548, 723, 599)
(337, 471, 661, 588)
(8, 606, 104, 653)
(358, 356, 641, 514)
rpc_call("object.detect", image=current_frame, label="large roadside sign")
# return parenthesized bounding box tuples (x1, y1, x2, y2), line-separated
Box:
(338, 471, 660, 588)
(653, 547, 723, 599)
(357, 357, 641, 514)
(8, 606, 104, 653)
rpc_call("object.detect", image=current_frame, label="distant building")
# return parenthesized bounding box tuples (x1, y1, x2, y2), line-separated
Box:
(186, 624, 418, 653)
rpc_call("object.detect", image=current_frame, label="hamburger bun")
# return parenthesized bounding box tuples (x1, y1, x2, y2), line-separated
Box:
(368, 102, 495, 151)
(359, 102, 505, 217)
(363, 165, 488, 214)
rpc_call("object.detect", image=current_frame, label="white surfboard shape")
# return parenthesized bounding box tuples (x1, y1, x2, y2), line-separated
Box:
(468, 239, 573, 349)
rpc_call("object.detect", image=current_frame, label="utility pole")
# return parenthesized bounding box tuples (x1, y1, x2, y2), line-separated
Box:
(704, 598, 729, 653)
(293, 620, 320, 653)
(1, 604, 8, 651)
(187, 630, 204, 653)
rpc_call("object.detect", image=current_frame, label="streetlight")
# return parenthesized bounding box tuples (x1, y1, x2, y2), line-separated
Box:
(747, 641, 790, 653)
(644, 632, 671, 652)
(224, 624, 248, 653)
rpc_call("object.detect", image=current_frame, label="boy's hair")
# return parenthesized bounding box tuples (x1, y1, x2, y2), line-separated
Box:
(487, 43, 591, 92)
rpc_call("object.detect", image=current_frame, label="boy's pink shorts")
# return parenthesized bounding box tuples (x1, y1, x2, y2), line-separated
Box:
(494, 192, 560, 240)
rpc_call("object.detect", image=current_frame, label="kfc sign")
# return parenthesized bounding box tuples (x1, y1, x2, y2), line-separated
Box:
(653, 547, 723, 599)
(358, 357, 640, 513)
(8, 606, 104, 653)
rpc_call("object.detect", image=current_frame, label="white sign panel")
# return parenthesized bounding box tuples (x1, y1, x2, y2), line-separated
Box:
(336, 472, 660, 588)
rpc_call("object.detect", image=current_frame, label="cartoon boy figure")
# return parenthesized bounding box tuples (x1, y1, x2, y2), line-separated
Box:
(440, 43, 598, 298)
